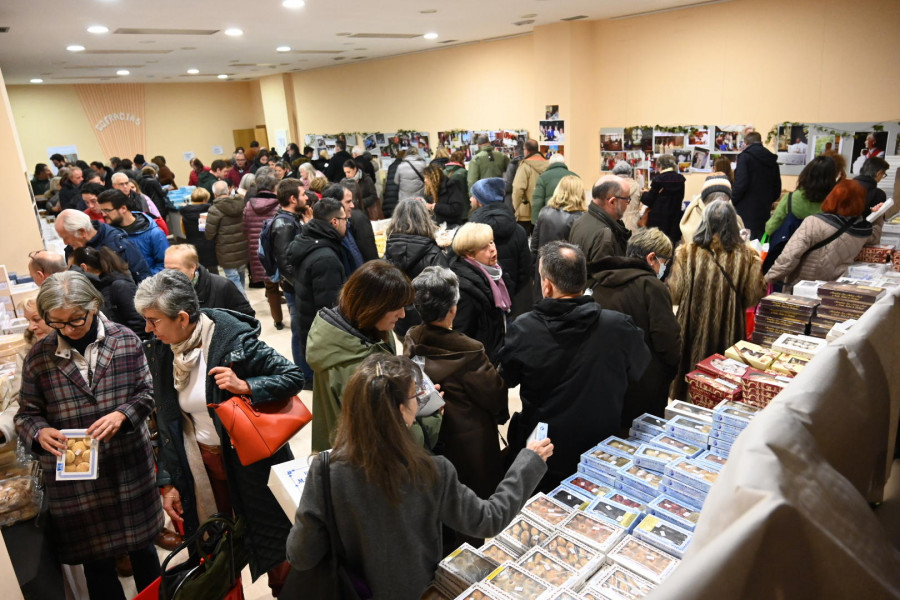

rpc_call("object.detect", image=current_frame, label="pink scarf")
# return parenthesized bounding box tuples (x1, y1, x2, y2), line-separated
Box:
(464, 257, 511, 312)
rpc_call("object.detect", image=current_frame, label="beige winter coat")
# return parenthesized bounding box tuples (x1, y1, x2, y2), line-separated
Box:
(622, 178, 643, 232)
(512, 156, 549, 222)
(765, 214, 883, 287)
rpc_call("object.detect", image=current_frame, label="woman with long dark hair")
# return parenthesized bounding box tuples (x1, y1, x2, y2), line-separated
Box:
(423, 164, 466, 227)
(70, 245, 145, 338)
(764, 155, 838, 236)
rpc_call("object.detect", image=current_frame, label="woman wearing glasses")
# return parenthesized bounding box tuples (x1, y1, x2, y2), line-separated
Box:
(15, 271, 163, 599)
(135, 270, 304, 597)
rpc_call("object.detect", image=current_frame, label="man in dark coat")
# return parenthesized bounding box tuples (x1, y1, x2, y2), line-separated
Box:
(731, 131, 782, 240)
(163, 245, 255, 317)
(325, 140, 353, 183)
(381, 150, 405, 218)
(568, 175, 632, 264)
(501, 241, 650, 491)
(286, 198, 348, 382)
(55, 208, 152, 283)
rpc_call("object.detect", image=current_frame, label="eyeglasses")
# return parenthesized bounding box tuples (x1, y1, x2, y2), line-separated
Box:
(615, 195, 631, 201)
(99, 207, 117, 215)
(46, 313, 90, 330)
(144, 317, 163, 329)
(408, 388, 428, 409)
(332, 216, 350, 222)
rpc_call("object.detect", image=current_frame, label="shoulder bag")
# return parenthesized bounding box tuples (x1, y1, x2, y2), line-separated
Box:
(762, 192, 803, 273)
(210, 394, 312, 466)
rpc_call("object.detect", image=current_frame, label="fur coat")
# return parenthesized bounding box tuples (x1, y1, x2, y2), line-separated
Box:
(667, 238, 765, 400)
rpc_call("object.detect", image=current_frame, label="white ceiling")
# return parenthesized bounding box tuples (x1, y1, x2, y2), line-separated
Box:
(0, 0, 714, 85)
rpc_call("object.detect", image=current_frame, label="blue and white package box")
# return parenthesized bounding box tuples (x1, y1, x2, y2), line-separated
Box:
(664, 399, 715, 424)
(521, 493, 574, 528)
(597, 436, 640, 459)
(633, 514, 693, 559)
(648, 433, 703, 458)
(628, 428, 657, 444)
(581, 446, 633, 476)
(633, 443, 682, 473)
(604, 489, 648, 511)
(612, 479, 657, 505)
(586, 564, 657, 600)
(632, 413, 668, 436)
(560, 511, 627, 554)
(586, 496, 643, 533)
(709, 436, 735, 453)
(709, 426, 740, 445)
(648, 495, 702, 531)
(713, 407, 753, 431)
(548, 485, 592, 511)
(616, 463, 663, 498)
(712, 420, 745, 437)
(561, 473, 611, 498)
(664, 457, 720, 494)
(666, 416, 712, 447)
(694, 450, 726, 471)
(659, 482, 704, 512)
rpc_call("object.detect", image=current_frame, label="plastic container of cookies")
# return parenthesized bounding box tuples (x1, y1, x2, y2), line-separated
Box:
(435, 543, 498, 597)
(596, 437, 640, 460)
(663, 457, 719, 494)
(576, 463, 616, 487)
(633, 515, 693, 558)
(522, 494, 574, 527)
(544, 590, 584, 600)
(559, 511, 625, 554)
(0, 474, 41, 526)
(633, 444, 681, 474)
(585, 564, 656, 600)
(547, 486, 593, 510)
(585, 497, 642, 533)
(666, 416, 712, 447)
(647, 495, 702, 531)
(606, 535, 680, 585)
(453, 583, 511, 600)
(627, 428, 656, 444)
(496, 515, 554, 556)
(631, 413, 668, 436)
(540, 532, 604, 588)
(647, 434, 703, 458)
(615, 464, 663, 499)
(481, 540, 520, 564)
(694, 450, 727, 472)
(516, 546, 578, 588)
(56, 429, 98, 481)
(560, 474, 610, 499)
(580, 447, 632, 477)
(484, 562, 553, 600)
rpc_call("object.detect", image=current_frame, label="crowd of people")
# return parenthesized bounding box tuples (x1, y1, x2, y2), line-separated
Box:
(9, 132, 893, 599)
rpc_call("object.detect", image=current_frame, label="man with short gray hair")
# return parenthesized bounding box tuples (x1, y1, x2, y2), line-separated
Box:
(27, 250, 68, 286)
(54, 209, 152, 283)
(568, 175, 632, 263)
(501, 240, 650, 490)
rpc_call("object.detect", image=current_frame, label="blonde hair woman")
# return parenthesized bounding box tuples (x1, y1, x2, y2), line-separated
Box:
(530, 175, 587, 299)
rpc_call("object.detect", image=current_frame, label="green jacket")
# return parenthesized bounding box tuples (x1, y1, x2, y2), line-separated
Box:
(764, 189, 824, 236)
(467, 146, 510, 190)
(197, 170, 218, 193)
(306, 307, 441, 451)
(531, 162, 579, 223)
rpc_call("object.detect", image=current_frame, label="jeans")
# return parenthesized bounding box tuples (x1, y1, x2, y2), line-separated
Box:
(223, 266, 247, 297)
(283, 291, 313, 384)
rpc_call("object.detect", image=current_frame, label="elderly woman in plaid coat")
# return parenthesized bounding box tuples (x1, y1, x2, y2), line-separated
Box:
(15, 272, 163, 599)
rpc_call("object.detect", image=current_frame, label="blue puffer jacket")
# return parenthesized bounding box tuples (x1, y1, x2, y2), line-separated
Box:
(123, 212, 169, 274)
(79, 221, 153, 283)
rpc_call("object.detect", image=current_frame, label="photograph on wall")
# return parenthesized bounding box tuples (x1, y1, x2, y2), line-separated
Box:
(812, 134, 839, 156)
(600, 133, 625, 151)
(539, 120, 565, 143)
(375, 133, 386, 146)
(624, 127, 653, 152)
(850, 131, 888, 173)
(710, 152, 739, 170)
(364, 134, 377, 151)
(545, 105, 560, 120)
(673, 149, 692, 173)
(628, 151, 650, 169)
(601, 151, 627, 171)
(46, 145, 79, 173)
(691, 147, 711, 171)
(540, 144, 564, 159)
(775, 125, 809, 166)
(654, 134, 685, 155)
(895, 134, 900, 156)
(489, 131, 504, 148)
(460, 131, 473, 146)
(713, 126, 746, 152)
(438, 131, 452, 147)
(688, 129, 710, 147)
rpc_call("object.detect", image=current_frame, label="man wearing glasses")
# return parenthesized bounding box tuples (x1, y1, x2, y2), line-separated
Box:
(54, 209, 152, 283)
(96, 189, 169, 275)
(568, 175, 633, 263)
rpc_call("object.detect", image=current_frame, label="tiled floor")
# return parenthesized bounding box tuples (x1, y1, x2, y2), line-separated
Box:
(116, 285, 521, 599)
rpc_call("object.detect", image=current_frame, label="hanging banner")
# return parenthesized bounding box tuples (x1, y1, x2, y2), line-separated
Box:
(74, 84, 147, 160)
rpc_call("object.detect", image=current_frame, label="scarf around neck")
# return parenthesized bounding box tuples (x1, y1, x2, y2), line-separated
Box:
(815, 212, 873, 238)
(464, 257, 511, 311)
(170, 313, 215, 392)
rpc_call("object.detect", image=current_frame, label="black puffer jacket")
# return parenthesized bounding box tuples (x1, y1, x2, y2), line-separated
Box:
(451, 257, 506, 365)
(430, 177, 467, 227)
(148, 309, 304, 580)
(383, 233, 449, 336)
(194, 265, 255, 317)
(732, 143, 782, 239)
(349, 208, 379, 262)
(58, 180, 81, 211)
(180, 203, 218, 272)
(205, 195, 249, 269)
(382, 160, 402, 218)
(286, 219, 347, 335)
(84, 270, 145, 339)
(468, 203, 533, 298)
(270, 208, 303, 293)
(139, 174, 169, 219)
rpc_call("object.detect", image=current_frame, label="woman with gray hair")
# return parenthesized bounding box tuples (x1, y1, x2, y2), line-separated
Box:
(136, 269, 304, 596)
(666, 200, 765, 399)
(404, 267, 509, 521)
(641, 153, 686, 244)
(383, 198, 450, 336)
(15, 271, 163, 598)
(612, 161, 644, 231)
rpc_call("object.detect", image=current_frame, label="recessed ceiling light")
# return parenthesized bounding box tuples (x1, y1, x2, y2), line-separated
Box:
(87, 25, 109, 34)
(420, 9, 437, 13)
(521, 14, 537, 18)
(224, 28, 243, 37)
(336, 32, 351, 37)
(276, 46, 291, 52)
(282, 0, 305, 7)
(30, 78, 43, 84)
(217, 74, 229, 79)
(186, 68, 199, 74)
(117, 69, 130, 75)
(66, 45, 85, 52)
(423, 32, 439, 40)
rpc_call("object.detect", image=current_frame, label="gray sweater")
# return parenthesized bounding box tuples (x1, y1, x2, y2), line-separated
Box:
(287, 449, 547, 599)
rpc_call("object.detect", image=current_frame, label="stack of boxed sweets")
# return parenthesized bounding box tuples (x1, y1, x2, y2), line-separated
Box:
(752, 292, 820, 346)
(435, 402, 760, 600)
(809, 282, 887, 338)
(0, 399, 44, 527)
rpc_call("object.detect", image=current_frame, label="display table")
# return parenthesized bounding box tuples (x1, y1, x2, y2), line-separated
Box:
(649, 288, 900, 598)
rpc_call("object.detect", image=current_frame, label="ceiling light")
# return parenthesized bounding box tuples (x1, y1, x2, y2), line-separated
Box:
(30, 78, 43, 84)
(87, 25, 109, 34)
(186, 68, 199, 74)
(224, 28, 243, 37)
(276, 46, 291, 52)
(282, 0, 305, 7)
(117, 69, 130, 75)
(420, 9, 437, 13)
(423, 32, 438, 40)
(67, 45, 85, 52)
(521, 14, 537, 18)
(217, 74, 229, 79)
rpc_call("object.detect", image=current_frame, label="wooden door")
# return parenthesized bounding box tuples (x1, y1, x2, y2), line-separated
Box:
(232, 129, 255, 152)
(253, 126, 269, 149)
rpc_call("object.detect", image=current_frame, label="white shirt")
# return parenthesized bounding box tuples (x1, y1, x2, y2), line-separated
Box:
(177, 351, 218, 445)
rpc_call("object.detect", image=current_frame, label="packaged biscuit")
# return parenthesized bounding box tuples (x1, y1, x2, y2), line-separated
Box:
(854, 244, 895, 264)
(435, 543, 498, 597)
(516, 546, 578, 588)
(740, 368, 791, 392)
(754, 311, 810, 331)
(541, 532, 603, 579)
(818, 294, 875, 313)
(586, 564, 656, 600)
(648, 434, 703, 458)
(581, 447, 633, 476)
(759, 291, 821, 312)
(708, 437, 735, 453)
(659, 481, 705, 512)
(612, 480, 656, 505)
(616, 464, 663, 499)
(664, 400, 715, 424)
(548, 485, 593, 510)
(818, 282, 885, 303)
(480, 540, 519, 565)
(522, 494, 574, 527)
(604, 490, 645, 510)
(666, 416, 712, 447)
(664, 457, 719, 494)
(631, 413, 668, 436)
(712, 420, 744, 440)
(771, 333, 826, 360)
(452, 584, 508, 600)
(561, 474, 611, 499)
(724, 341, 780, 371)
(484, 563, 552, 600)
(647, 495, 702, 531)
(749, 331, 781, 348)
(633, 444, 680, 474)
(607, 536, 680, 585)
(577, 463, 616, 487)
(694, 354, 751, 384)
(560, 511, 626, 554)
(709, 427, 739, 445)
(497, 515, 553, 555)
(633, 515, 692, 559)
(597, 436, 640, 459)
(586, 497, 642, 533)
(56, 430, 98, 481)
(687, 387, 727, 410)
(768, 353, 809, 377)
(694, 450, 727, 471)
(628, 428, 657, 444)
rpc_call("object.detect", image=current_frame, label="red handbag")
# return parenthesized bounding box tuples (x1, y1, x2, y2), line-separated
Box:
(210, 395, 312, 466)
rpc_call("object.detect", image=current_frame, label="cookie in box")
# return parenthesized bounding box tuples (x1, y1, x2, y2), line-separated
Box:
(666, 415, 713, 447)
(633, 514, 693, 559)
(647, 495, 702, 531)
(664, 400, 715, 424)
(522, 493, 574, 527)
(560, 511, 626, 554)
(585, 496, 643, 533)
(724, 340, 780, 371)
(607, 535, 680, 585)
(648, 433, 703, 458)
(548, 485, 593, 511)
(585, 564, 656, 600)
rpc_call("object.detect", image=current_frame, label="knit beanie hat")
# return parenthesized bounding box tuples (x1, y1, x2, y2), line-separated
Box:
(472, 178, 505, 204)
(701, 174, 732, 201)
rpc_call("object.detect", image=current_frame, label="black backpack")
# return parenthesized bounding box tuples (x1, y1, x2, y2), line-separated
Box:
(257, 213, 295, 281)
(762, 192, 803, 273)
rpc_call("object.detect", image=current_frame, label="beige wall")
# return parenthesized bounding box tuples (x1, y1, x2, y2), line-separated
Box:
(7, 81, 264, 183)
(0, 69, 43, 275)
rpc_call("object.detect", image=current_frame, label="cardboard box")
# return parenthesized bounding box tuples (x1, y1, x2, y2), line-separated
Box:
(695, 354, 752, 384)
(267, 458, 311, 520)
(758, 292, 820, 315)
(666, 415, 713, 447)
(771, 333, 827, 360)
(648, 433, 703, 458)
(684, 371, 741, 401)
(724, 340, 781, 370)
(664, 399, 715, 423)
(633, 514, 693, 558)
(607, 536, 680, 585)
(648, 495, 703, 531)
(818, 282, 885, 303)
(664, 457, 720, 494)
